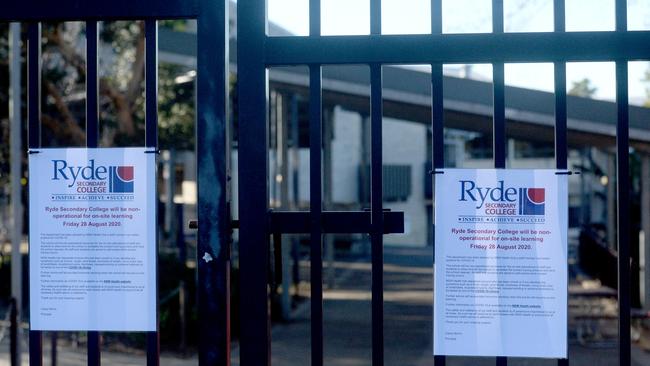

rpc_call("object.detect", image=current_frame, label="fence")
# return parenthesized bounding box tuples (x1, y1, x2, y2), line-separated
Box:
(3, 1, 230, 365)
(4, 0, 650, 365)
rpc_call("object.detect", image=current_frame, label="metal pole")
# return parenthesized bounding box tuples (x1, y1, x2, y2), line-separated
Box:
(323, 108, 335, 289)
(165, 149, 176, 235)
(431, 0, 444, 364)
(28, 21, 43, 366)
(607, 153, 617, 250)
(290, 95, 301, 297)
(9, 22, 23, 366)
(144, 19, 160, 366)
(361, 114, 371, 258)
(307, 1, 324, 365)
(369, 1, 384, 365)
(553, 2, 568, 361)
(86, 20, 101, 366)
(615, 59, 631, 366)
(51, 332, 57, 366)
(197, 0, 231, 364)
(277, 93, 292, 320)
(308, 64, 324, 366)
(10, 298, 18, 366)
(641, 155, 650, 310)
(179, 280, 187, 355)
(492, 1, 508, 365)
(615, 6, 630, 364)
(238, 0, 271, 354)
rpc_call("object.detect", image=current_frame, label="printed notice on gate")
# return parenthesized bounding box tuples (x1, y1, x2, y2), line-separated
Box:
(433, 169, 567, 358)
(29, 148, 156, 331)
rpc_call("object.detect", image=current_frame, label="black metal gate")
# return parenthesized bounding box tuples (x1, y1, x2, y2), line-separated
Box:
(237, 0, 648, 366)
(4, 0, 650, 365)
(3, 1, 231, 365)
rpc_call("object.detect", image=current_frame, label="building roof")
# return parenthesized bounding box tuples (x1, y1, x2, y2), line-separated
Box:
(158, 27, 650, 151)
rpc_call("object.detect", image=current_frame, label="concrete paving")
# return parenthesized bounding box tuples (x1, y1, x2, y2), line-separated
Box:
(233, 246, 650, 366)
(1, 246, 648, 365)
(0, 347, 197, 366)
(0, 335, 197, 366)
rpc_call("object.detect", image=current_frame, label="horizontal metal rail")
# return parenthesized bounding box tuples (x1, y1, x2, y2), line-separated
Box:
(269, 211, 404, 234)
(264, 31, 650, 65)
(2, 0, 198, 21)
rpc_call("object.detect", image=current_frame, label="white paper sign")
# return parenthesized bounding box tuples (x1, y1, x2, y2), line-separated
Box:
(29, 148, 156, 331)
(433, 169, 567, 358)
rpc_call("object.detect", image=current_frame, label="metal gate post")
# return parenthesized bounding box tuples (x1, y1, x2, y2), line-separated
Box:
(308, 63, 323, 366)
(9, 20, 23, 366)
(369, 2, 385, 366)
(86, 19, 101, 366)
(197, 0, 231, 364)
(144, 19, 161, 366)
(238, 0, 271, 365)
(615, 2, 632, 366)
(27, 22, 43, 366)
(431, 1, 445, 365)
(491, 2, 507, 365)
(308, 1, 324, 365)
(553, 1, 569, 365)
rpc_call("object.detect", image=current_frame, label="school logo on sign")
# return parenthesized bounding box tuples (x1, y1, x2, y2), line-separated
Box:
(519, 188, 545, 215)
(109, 166, 134, 193)
(456, 180, 546, 223)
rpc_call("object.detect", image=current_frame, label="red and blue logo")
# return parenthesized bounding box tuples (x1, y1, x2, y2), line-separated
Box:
(519, 188, 545, 215)
(109, 166, 134, 193)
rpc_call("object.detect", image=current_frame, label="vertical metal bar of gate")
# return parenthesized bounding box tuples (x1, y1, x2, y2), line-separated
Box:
(144, 21, 158, 150)
(9, 21, 23, 366)
(308, 1, 324, 365)
(144, 19, 160, 366)
(492, 0, 506, 173)
(491, 0, 508, 364)
(553, 4, 567, 174)
(369, 1, 384, 366)
(86, 21, 99, 148)
(615, 1, 631, 365)
(615, 60, 631, 366)
(27, 21, 43, 366)
(86, 19, 101, 366)
(430, 1, 445, 365)
(196, 0, 231, 364)
(553, 1, 569, 365)
(308, 64, 324, 366)
(431, 1, 444, 366)
(237, 0, 271, 364)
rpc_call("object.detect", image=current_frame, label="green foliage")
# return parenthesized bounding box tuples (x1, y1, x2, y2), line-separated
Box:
(2, 21, 196, 149)
(40, 22, 87, 147)
(0, 24, 9, 187)
(0, 20, 197, 190)
(569, 78, 597, 98)
(98, 21, 195, 149)
(159, 20, 188, 32)
(158, 64, 195, 150)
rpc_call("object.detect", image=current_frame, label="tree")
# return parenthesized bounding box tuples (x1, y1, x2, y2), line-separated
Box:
(0, 21, 196, 208)
(39, 21, 144, 147)
(36, 21, 195, 148)
(0, 23, 198, 347)
(0, 25, 11, 188)
(569, 78, 597, 98)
